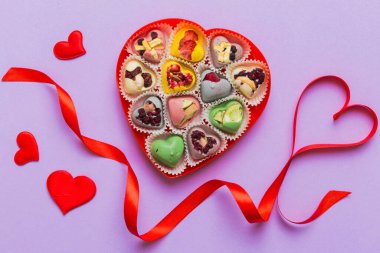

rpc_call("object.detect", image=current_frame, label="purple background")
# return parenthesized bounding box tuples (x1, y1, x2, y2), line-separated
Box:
(0, 0, 379, 252)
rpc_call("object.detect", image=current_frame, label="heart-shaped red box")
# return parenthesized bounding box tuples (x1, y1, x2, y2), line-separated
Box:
(116, 18, 271, 178)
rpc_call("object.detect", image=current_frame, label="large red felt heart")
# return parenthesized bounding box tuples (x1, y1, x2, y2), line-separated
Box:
(53, 30, 86, 60)
(47, 170, 96, 215)
(14, 131, 39, 166)
(116, 19, 271, 178)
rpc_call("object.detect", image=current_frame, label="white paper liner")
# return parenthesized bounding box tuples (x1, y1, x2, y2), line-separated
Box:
(158, 56, 201, 96)
(119, 55, 161, 102)
(145, 132, 187, 176)
(184, 122, 228, 167)
(226, 60, 270, 106)
(128, 92, 167, 134)
(163, 93, 203, 135)
(167, 21, 208, 65)
(207, 30, 251, 70)
(126, 23, 173, 66)
(202, 95, 251, 141)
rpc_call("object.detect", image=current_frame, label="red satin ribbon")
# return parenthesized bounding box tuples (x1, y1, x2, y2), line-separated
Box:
(2, 68, 377, 241)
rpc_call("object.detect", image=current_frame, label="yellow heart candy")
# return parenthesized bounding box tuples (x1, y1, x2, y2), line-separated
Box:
(161, 60, 197, 94)
(170, 27, 205, 63)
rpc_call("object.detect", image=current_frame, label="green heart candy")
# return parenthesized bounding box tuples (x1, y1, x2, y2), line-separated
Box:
(209, 100, 244, 134)
(150, 135, 185, 168)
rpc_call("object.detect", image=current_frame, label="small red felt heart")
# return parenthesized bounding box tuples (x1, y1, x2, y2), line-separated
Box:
(47, 170, 96, 215)
(14, 131, 39, 166)
(53, 30, 86, 60)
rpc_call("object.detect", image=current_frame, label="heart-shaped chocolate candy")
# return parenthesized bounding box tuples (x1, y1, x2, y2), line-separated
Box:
(132, 96, 164, 129)
(122, 59, 157, 96)
(167, 95, 200, 129)
(200, 70, 232, 103)
(170, 27, 206, 63)
(151, 135, 185, 168)
(187, 126, 221, 160)
(161, 60, 196, 94)
(210, 35, 243, 68)
(132, 29, 166, 64)
(230, 63, 267, 99)
(209, 100, 244, 134)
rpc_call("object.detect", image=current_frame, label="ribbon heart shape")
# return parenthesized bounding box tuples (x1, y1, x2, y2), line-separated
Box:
(263, 75, 378, 223)
(53, 30, 86, 60)
(1, 68, 377, 241)
(14, 131, 39, 166)
(47, 170, 96, 215)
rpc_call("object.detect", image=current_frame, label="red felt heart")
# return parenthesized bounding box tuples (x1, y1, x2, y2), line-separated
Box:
(53, 30, 86, 60)
(47, 170, 96, 215)
(116, 19, 271, 178)
(14, 131, 39, 166)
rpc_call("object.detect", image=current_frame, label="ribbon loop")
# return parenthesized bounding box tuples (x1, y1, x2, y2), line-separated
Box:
(291, 75, 350, 154)
(274, 76, 377, 224)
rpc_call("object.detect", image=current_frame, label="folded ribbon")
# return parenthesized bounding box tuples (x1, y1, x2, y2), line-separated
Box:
(2, 68, 377, 241)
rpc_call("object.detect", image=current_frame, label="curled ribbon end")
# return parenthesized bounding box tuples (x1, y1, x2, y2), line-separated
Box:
(281, 190, 352, 225)
(1, 69, 12, 81)
(332, 109, 345, 121)
(331, 190, 351, 198)
(2, 68, 26, 82)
